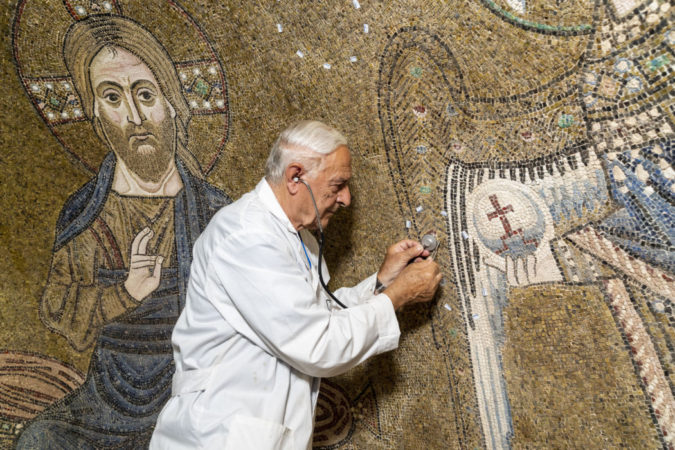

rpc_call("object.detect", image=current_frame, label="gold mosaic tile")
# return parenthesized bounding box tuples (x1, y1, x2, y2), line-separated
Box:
(503, 283, 661, 448)
(1, 0, 673, 448)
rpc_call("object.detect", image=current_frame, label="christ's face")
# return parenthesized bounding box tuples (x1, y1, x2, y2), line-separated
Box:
(90, 46, 176, 183)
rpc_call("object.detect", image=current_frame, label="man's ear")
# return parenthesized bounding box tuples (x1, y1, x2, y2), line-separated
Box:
(168, 101, 176, 119)
(93, 98, 100, 118)
(285, 163, 304, 194)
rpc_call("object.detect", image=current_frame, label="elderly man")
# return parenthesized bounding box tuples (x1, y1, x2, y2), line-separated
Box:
(150, 120, 442, 449)
(17, 15, 230, 449)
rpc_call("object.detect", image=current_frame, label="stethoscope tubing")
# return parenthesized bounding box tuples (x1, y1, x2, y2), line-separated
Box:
(295, 178, 348, 309)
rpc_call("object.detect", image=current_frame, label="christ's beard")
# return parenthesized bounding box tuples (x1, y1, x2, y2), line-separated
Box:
(121, 136, 174, 183)
(99, 116, 176, 183)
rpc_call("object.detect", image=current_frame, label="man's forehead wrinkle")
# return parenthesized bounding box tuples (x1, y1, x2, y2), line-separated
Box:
(329, 168, 352, 183)
(94, 72, 132, 85)
(90, 49, 159, 89)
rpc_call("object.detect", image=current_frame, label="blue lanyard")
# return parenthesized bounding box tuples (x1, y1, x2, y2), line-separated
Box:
(299, 234, 312, 269)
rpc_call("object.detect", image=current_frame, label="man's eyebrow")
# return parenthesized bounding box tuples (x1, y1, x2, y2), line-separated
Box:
(95, 80, 122, 95)
(95, 80, 122, 92)
(131, 79, 156, 91)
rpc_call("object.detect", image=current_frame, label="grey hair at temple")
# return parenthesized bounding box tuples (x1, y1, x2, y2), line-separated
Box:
(265, 120, 348, 185)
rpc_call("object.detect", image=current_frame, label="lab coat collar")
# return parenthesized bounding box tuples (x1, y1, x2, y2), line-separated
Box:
(255, 178, 299, 234)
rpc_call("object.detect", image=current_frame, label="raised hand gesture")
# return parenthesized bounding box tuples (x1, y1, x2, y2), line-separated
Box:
(124, 227, 164, 301)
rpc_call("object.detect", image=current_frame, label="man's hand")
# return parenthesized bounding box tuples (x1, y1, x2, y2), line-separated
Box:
(376, 239, 430, 287)
(382, 259, 442, 311)
(124, 227, 164, 301)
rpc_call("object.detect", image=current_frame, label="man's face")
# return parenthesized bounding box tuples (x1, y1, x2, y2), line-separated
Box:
(90, 46, 176, 183)
(303, 145, 352, 230)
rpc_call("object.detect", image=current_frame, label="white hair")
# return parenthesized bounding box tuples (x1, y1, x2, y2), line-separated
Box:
(265, 120, 348, 184)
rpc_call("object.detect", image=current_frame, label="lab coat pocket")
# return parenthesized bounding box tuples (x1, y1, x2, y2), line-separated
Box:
(224, 414, 295, 450)
(171, 368, 213, 426)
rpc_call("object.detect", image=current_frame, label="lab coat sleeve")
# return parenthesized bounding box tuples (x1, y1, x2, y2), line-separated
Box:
(331, 273, 380, 308)
(209, 231, 400, 378)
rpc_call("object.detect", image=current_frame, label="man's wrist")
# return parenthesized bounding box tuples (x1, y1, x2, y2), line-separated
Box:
(374, 277, 386, 294)
(382, 284, 404, 311)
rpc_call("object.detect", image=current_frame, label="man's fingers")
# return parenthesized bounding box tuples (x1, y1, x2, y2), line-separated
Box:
(130, 255, 158, 263)
(152, 256, 164, 279)
(390, 239, 424, 258)
(131, 227, 152, 255)
(130, 260, 157, 268)
(130, 258, 159, 269)
(401, 243, 424, 260)
(418, 257, 436, 267)
(407, 257, 431, 271)
(137, 228, 154, 255)
(393, 239, 419, 252)
(130, 255, 157, 263)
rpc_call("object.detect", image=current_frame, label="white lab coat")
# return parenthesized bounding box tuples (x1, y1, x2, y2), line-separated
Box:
(150, 178, 400, 450)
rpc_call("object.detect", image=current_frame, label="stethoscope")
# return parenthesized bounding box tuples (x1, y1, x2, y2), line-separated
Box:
(293, 176, 349, 309)
(293, 176, 440, 310)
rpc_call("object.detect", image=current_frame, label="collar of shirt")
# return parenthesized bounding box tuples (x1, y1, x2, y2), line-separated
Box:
(254, 178, 320, 275)
(255, 178, 298, 234)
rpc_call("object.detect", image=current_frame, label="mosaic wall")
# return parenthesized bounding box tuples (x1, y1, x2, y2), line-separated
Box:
(0, 0, 673, 448)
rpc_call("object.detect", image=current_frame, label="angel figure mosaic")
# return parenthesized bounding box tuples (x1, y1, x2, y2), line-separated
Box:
(379, 0, 674, 448)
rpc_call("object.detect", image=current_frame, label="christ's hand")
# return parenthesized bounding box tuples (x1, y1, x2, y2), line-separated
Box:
(124, 227, 164, 301)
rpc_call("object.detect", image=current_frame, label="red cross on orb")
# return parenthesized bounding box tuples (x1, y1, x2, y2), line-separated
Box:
(486, 194, 539, 255)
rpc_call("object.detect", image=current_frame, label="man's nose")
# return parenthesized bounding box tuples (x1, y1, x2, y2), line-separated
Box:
(338, 185, 351, 207)
(125, 93, 144, 126)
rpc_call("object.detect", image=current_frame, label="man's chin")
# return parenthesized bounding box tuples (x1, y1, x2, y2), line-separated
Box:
(319, 214, 335, 229)
(119, 152, 173, 184)
(134, 143, 157, 155)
